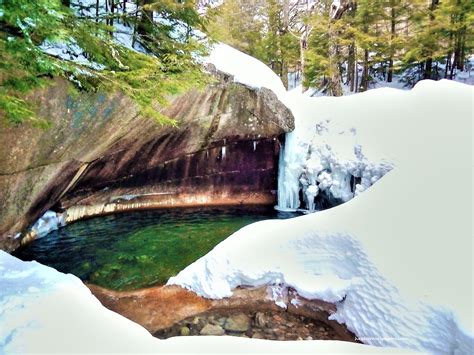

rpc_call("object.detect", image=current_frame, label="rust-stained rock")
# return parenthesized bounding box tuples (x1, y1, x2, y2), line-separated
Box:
(87, 283, 357, 344)
(87, 284, 212, 332)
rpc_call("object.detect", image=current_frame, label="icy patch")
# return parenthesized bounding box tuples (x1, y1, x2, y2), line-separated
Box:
(30, 210, 65, 238)
(277, 86, 396, 211)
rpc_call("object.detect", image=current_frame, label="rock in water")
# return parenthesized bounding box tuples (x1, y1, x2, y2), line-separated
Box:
(180, 326, 190, 336)
(200, 324, 225, 336)
(224, 314, 250, 332)
(254, 312, 268, 327)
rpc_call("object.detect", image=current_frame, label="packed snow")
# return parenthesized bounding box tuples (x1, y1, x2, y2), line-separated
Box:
(168, 44, 474, 353)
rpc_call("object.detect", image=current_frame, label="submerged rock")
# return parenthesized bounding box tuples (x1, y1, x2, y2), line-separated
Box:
(200, 324, 225, 336)
(180, 326, 190, 336)
(223, 314, 250, 332)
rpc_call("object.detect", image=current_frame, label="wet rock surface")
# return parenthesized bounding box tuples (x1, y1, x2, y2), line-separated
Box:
(154, 310, 347, 341)
(88, 284, 359, 343)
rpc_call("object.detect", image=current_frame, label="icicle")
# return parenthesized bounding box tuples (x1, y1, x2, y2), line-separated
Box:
(253, 141, 257, 151)
(276, 132, 301, 211)
(221, 146, 226, 159)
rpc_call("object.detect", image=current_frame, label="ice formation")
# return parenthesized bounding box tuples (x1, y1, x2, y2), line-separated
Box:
(276, 114, 393, 211)
(30, 210, 65, 238)
(208, 43, 393, 212)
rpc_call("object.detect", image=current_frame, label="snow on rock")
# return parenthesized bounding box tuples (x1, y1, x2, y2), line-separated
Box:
(169, 79, 473, 353)
(30, 210, 65, 238)
(0, 253, 411, 354)
(277, 87, 395, 211)
(208, 43, 393, 211)
(206, 43, 286, 98)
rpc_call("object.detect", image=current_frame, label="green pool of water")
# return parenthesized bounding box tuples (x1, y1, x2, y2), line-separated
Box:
(14, 207, 295, 291)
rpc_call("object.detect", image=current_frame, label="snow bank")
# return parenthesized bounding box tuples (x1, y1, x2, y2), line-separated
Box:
(0, 251, 159, 353)
(169, 79, 473, 353)
(0, 252, 411, 354)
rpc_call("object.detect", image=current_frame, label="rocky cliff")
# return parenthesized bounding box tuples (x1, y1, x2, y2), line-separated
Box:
(0, 68, 294, 251)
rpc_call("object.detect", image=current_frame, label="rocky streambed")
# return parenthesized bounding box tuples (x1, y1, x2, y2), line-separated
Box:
(155, 310, 354, 342)
(88, 284, 358, 343)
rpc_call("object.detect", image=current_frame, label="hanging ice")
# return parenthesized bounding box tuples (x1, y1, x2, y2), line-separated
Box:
(276, 91, 393, 212)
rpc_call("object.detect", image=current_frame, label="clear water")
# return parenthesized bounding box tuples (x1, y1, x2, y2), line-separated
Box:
(14, 207, 296, 291)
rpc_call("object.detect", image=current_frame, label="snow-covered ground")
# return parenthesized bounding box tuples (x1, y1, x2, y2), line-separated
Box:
(168, 44, 474, 353)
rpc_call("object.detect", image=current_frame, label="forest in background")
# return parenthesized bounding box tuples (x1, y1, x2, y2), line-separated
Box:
(1, 0, 472, 125)
(0, 0, 208, 125)
(207, 0, 473, 95)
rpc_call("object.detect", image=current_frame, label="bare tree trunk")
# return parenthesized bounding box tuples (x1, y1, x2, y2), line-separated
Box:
(459, 31, 466, 71)
(348, 42, 355, 91)
(354, 56, 359, 92)
(138, 0, 153, 37)
(110, 0, 115, 25)
(281, 0, 290, 90)
(424, 0, 439, 80)
(387, 2, 396, 83)
(328, 28, 343, 96)
(424, 57, 433, 79)
(96, 0, 100, 22)
(361, 49, 369, 91)
(327, 0, 354, 96)
(300, 33, 308, 92)
(444, 51, 452, 78)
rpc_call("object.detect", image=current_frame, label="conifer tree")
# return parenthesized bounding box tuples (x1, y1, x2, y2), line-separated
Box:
(0, 0, 208, 125)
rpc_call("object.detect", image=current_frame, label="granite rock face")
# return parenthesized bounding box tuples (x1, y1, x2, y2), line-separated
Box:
(0, 69, 294, 251)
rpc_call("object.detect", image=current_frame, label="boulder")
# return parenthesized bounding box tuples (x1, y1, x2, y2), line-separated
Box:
(200, 324, 225, 336)
(223, 314, 251, 332)
(0, 68, 294, 251)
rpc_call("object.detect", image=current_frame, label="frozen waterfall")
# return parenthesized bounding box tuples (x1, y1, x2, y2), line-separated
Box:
(275, 94, 393, 213)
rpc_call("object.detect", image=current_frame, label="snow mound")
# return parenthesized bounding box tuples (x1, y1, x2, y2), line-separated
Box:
(169, 79, 473, 353)
(0, 251, 158, 353)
